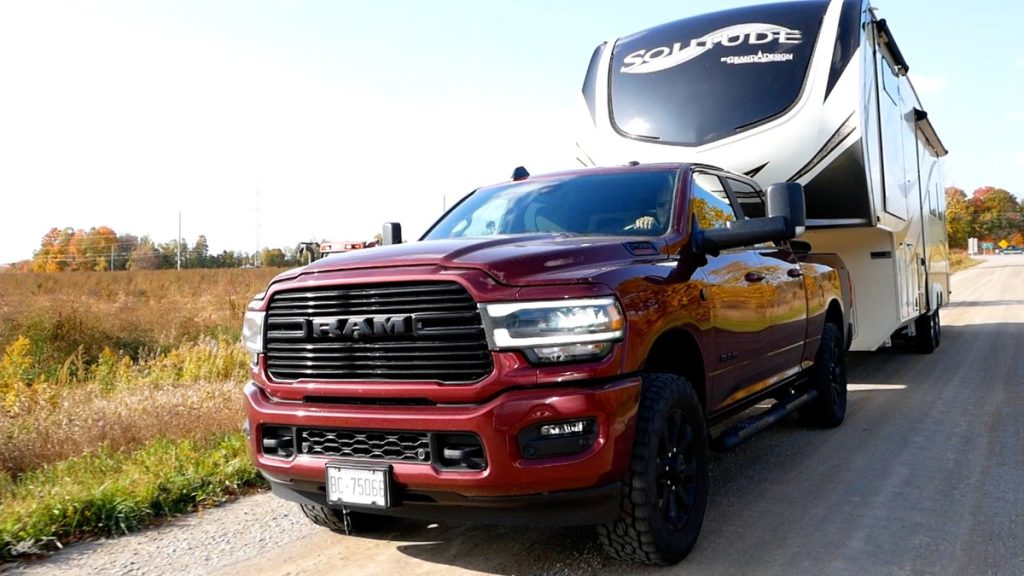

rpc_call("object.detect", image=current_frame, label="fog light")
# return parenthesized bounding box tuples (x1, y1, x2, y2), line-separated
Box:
(540, 420, 588, 437)
(519, 418, 597, 459)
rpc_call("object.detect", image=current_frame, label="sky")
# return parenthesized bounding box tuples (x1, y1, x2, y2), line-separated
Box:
(1, 0, 1022, 265)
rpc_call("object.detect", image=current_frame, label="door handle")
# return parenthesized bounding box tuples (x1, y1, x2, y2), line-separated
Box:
(744, 272, 765, 283)
(787, 268, 803, 278)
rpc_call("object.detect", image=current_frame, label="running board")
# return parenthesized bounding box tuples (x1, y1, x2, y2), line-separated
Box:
(710, 389, 818, 452)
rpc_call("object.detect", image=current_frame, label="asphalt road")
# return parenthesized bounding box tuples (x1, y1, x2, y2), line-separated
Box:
(10, 255, 1024, 576)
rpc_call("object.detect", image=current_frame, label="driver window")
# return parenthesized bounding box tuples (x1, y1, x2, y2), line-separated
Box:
(691, 173, 737, 230)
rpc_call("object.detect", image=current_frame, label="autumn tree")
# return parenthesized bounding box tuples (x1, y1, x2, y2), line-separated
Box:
(260, 247, 287, 267)
(971, 187, 1022, 243)
(193, 235, 210, 268)
(78, 226, 118, 271)
(115, 234, 140, 271)
(26, 226, 284, 271)
(944, 187, 970, 248)
(127, 237, 161, 270)
(157, 239, 188, 268)
(210, 250, 244, 268)
(32, 227, 73, 272)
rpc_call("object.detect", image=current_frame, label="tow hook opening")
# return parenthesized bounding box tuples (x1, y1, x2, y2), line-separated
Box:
(435, 434, 487, 471)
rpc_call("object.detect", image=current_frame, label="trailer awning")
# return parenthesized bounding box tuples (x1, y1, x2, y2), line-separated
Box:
(913, 108, 949, 158)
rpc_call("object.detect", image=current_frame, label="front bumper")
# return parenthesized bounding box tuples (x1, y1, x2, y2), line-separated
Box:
(244, 376, 641, 525)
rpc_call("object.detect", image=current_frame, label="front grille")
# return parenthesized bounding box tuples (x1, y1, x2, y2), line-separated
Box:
(264, 281, 492, 383)
(299, 428, 431, 463)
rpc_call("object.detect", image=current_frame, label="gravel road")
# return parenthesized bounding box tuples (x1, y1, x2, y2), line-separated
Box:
(6, 255, 1024, 576)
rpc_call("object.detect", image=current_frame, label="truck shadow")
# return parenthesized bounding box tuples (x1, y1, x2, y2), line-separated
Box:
(347, 322, 1017, 575)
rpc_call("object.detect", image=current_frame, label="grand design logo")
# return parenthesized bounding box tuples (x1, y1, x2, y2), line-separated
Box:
(621, 23, 802, 74)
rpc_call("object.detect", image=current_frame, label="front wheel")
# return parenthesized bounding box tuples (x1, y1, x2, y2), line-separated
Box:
(798, 322, 847, 428)
(598, 373, 709, 565)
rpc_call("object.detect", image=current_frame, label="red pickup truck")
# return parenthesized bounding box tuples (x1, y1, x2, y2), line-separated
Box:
(241, 163, 851, 565)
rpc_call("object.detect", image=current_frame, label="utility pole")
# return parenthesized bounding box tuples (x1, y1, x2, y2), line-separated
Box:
(177, 211, 182, 270)
(256, 188, 261, 267)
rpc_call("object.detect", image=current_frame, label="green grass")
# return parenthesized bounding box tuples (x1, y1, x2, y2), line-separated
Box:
(0, 433, 267, 559)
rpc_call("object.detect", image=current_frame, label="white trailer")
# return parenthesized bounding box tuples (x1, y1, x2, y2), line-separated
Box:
(576, 0, 948, 352)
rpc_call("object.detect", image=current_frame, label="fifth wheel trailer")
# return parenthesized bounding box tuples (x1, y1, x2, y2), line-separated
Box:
(575, 0, 949, 352)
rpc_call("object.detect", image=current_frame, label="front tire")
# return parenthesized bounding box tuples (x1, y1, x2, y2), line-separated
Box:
(798, 322, 847, 428)
(599, 373, 709, 565)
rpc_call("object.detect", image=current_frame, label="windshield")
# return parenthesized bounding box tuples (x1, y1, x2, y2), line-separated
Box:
(423, 170, 678, 240)
(609, 1, 828, 146)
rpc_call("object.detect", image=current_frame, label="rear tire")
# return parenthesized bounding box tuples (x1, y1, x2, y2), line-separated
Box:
(915, 309, 940, 353)
(598, 373, 709, 565)
(799, 322, 847, 428)
(299, 503, 398, 534)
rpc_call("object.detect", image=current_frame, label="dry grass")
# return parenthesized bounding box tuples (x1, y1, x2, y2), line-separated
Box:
(0, 374, 245, 478)
(0, 268, 284, 556)
(0, 269, 278, 375)
(949, 251, 983, 273)
(0, 268, 282, 475)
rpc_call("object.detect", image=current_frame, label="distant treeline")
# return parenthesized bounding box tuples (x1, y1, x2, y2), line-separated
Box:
(946, 186, 1024, 249)
(10, 226, 308, 272)
(8, 188, 1022, 272)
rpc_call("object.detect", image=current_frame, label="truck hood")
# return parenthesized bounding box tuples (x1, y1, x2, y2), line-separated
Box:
(291, 235, 667, 286)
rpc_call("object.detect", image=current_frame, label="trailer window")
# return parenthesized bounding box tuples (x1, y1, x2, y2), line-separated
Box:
(609, 1, 829, 146)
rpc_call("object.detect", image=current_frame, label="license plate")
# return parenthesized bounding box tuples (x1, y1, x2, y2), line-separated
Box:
(326, 464, 390, 509)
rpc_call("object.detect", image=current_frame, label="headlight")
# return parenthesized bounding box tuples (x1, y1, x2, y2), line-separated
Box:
(480, 297, 624, 364)
(241, 310, 265, 355)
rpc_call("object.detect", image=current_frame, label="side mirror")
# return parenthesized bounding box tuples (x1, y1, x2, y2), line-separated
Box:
(693, 182, 805, 256)
(696, 217, 789, 256)
(382, 222, 403, 245)
(766, 182, 806, 239)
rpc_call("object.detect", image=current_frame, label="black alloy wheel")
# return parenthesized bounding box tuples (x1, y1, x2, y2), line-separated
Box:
(599, 373, 709, 565)
(798, 322, 847, 428)
(657, 407, 699, 531)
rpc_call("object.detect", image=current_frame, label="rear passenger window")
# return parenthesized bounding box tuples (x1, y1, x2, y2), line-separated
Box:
(691, 173, 737, 230)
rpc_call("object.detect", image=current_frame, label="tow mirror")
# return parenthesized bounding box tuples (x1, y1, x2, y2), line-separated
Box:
(382, 222, 403, 245)
(766, 182, 806, 239)
(693, 182, 805, 257)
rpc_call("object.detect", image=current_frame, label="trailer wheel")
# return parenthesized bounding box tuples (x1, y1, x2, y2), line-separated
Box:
(299, 503, 398, 534)
(799, 322, 847, 428)
(914, 309, 940, 353)
(598, 373, 708, 565)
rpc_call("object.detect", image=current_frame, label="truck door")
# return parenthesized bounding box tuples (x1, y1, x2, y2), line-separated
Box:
(725, 177, 809, 378)
(691, 172, 775, 413)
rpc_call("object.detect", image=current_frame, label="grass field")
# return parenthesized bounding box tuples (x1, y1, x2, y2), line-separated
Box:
(0, 268, 280, 559)
(949, 250, 982, 273)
